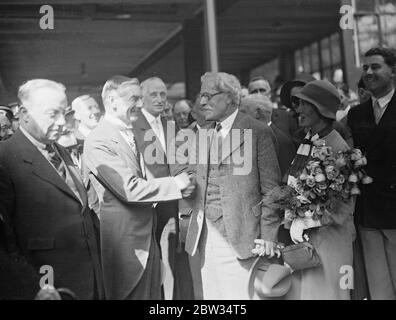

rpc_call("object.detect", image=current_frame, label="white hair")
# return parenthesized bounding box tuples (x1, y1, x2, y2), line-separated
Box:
(18, 79, 66, 108)
(201, 72, 241, 106)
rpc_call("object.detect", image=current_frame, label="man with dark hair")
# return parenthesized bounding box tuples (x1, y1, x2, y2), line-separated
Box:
(347, 47, 396, 299)
(357, 77, 372, 103)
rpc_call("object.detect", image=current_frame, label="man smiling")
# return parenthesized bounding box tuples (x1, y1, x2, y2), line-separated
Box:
(348, 47, 396, 299)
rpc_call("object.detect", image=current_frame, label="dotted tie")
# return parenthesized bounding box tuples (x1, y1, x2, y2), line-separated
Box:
(215, 122, 222, 132)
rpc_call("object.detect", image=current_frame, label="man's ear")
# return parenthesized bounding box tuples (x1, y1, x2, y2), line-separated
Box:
(19, 106, 29, 123)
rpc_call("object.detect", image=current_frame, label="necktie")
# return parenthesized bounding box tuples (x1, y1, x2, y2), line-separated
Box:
(45, 144, 67, 180)
(373, 100, 382, 124)
(154, 117, 166, 153)
(123, 128, 137, 154)
(209, 123, 223, 165)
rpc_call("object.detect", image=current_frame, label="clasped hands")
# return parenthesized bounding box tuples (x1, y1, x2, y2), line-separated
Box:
(177, 172, 196, 198)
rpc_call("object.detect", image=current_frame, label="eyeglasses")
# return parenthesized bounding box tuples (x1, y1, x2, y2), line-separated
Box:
(250, 88, 269, 95)
(199, 92, 223, 101)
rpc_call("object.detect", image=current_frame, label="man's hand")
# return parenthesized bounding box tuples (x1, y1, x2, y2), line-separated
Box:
(251, 239, 283, 258)
(179, 172, 196, 198)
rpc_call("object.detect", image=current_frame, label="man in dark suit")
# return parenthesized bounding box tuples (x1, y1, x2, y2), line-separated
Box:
(132, 77, 181, 299)
(184, 72, 282, 299)
(347, 47, 396, 299)
(240, 95, 296, 178)
(248, 76, 298, 139)
(83, 75, 194, 300)
(0, 79, 103, 299)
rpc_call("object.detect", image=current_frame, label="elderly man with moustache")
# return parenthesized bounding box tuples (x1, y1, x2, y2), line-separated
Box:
(131, 77, 182, 299)
(183, 72, 282, 299)
(83, 75, 194, 300)
(0, 79, 103, 299)
(348, 47, 396, 300)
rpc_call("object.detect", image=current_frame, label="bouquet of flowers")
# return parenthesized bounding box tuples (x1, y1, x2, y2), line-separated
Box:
(263, 139, 373, 229)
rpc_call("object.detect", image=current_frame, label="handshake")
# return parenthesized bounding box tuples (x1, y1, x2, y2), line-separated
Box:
(175, 171, 196, 198)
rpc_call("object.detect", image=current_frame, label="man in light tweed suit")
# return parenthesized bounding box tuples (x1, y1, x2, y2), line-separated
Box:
(183, 72, 282, 299)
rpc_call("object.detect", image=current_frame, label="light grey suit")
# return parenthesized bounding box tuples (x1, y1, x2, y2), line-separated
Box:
(83, 118, 183, 300)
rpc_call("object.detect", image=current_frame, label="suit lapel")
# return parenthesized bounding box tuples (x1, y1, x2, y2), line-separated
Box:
(102, 120, 142, 176)
(14, 131, 81, 203)
(134, 111, 168, 162)
(55, 143, 88, 209)
(378, 92, 396, 127)
(220, 112, 246, 164)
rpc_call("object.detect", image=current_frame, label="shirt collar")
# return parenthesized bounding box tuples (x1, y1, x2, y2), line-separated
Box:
(104, 113, 132, 131)
(19, 126, 47, 150)
(77, 125, 91, 138)
(373, 88, 395, 109)
(217, 108, 239, 137)
(141, 108, 161, 125)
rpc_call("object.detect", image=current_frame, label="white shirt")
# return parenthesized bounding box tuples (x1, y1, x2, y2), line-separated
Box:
(216, 108, 239, 139)
(141, 108, 166, 153)
(372, 88, 395, 122)
(77, 125, 91, 139)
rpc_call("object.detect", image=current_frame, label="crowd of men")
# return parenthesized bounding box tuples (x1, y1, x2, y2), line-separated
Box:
(0, 46, 395, 300)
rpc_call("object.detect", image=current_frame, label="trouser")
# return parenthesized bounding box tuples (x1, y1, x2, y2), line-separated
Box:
(359, 226, 396, 300)
(155, 201, 179, 300)
(199, 218, 255, 300)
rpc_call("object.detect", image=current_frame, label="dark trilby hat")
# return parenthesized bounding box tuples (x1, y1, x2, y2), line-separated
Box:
(292, 79, 341, 120)
(280, 73, 316, 109)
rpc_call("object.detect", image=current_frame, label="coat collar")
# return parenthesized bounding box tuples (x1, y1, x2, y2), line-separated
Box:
(219, 110, 247, 164)
(14, 130, 84, 206)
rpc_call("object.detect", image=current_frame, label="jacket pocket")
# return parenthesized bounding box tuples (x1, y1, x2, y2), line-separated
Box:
(27, 238, 55, 250)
